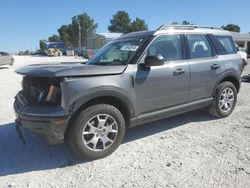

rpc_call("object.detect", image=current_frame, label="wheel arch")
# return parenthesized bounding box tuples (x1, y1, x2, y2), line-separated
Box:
(67, 90, 135, 132)
(213, 73, 240, 96)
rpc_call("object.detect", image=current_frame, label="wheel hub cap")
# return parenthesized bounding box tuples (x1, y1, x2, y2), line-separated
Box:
(82, 114, 118, 152)
(219, 88, 234, 113)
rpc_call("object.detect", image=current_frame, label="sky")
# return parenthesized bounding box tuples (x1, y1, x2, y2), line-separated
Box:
(0, 0, 249, 53)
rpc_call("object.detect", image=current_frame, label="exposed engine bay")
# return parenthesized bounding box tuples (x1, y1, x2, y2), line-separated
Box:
(21, 76, 62, 106)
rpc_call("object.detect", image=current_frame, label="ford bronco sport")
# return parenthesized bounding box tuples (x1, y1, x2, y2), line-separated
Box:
(14, 25, 246, 159)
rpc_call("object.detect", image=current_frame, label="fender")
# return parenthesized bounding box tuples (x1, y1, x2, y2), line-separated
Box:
(70, 86, 136, 118)
(212, 69, 241, 96)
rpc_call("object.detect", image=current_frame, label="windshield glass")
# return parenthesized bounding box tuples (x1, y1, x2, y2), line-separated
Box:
(87, 36, 149, 65)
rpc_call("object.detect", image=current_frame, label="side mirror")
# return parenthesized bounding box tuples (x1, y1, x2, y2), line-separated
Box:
(236, 46, 239, 52)
(145, 54, 164, 66)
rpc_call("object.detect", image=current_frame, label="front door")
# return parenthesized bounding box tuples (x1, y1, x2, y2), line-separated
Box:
(134, 34, 190, 114)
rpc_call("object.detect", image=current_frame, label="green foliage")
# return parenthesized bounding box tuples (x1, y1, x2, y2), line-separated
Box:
(108, 11, 131, 33)
(58, 13, 98, 47)
(108, 11, 148, 33)
(182, 20, 192, 25)
(39, 40, 47, 52)
(171, 22, 179, 25)
(130, 18, 148, 32)
(222, 24, 240, 33)
(58, 25, 71, 47)
(48, 34, 61, 42)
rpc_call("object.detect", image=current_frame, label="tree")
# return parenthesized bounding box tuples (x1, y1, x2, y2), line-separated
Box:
(182, 20, 192, 25)
(58, 25, 71, 47)
(58, 13, 98, 47)
(171, 21, 179, 25)
(39, 40, 47, 53)
(48, 34, 61, 42)
(72, 13, 98, 47)
(108, 11, 131, 33)
(129, 17, 148, 32)
(222, 24, 240, 33)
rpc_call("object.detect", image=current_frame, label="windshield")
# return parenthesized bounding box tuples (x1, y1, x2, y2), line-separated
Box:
(87, 36, 149, 65)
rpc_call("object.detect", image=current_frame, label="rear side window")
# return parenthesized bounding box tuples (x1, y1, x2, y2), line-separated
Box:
(215, 36, 236, 54)
(187, 35, 213, 59)
(147, 35, 182, 61)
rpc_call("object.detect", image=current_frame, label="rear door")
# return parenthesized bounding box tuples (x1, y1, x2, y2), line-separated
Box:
(186, 34, 224, 101)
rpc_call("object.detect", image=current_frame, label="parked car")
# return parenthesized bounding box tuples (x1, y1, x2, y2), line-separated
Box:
(235, 43, 247, 65)
(18, 50, 30, 56)
(0, 52, 14, 66)
(14, 25, 246, 160)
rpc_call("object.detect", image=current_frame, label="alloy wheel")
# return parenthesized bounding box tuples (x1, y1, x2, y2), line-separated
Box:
(82, 114, 118, 151)
(219, 88, 235, 113)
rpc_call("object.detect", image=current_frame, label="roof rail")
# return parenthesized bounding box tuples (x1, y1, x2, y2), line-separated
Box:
(157, 25, 223, 31)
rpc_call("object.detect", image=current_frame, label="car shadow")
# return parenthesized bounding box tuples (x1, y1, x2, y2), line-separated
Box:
(0, 66, 9, 70)
(241, 75, 250, 83)
(0, 110, 215, 176)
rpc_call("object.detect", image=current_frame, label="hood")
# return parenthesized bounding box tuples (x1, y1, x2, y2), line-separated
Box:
(15, 63, 127, 77)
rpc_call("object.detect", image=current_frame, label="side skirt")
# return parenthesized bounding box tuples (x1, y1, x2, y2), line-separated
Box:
(129, 98, 213, 128)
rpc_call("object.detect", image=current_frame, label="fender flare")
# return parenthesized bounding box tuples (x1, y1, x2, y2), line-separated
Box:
(212, 71, 240, 96)
(71, 88, 135, 118)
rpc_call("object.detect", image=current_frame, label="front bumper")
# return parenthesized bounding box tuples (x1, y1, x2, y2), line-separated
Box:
(14, 92, 70, 144)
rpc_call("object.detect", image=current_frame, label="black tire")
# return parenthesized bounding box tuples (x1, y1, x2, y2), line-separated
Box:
(68, 104, 125, 160)
(209, 81, 237, 118)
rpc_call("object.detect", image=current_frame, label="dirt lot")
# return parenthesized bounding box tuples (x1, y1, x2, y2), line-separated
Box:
(0, 56, 250, 188)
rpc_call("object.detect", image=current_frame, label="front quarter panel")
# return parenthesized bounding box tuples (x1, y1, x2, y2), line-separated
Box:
(60, 66, 135, 117)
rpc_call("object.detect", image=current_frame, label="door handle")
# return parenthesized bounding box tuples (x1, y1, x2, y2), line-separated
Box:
(173, 68, 186, 75)
(211, 64, 220, 70)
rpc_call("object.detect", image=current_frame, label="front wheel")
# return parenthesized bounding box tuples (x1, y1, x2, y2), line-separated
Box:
(209, 81, 237, 118)
(68, 104, 125, 160)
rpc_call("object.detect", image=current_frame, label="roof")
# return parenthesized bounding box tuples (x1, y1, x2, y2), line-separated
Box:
(118, 30, 155, 39)
(154, 25, 231, 35)
(158, 25, 223, 31)
(111, 25, 250, 42)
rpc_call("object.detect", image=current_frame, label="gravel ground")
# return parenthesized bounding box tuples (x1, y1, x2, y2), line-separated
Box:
(0, 56, 250, 188)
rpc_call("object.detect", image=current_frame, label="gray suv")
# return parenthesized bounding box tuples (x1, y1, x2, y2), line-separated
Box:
(14, 25, 246, 159)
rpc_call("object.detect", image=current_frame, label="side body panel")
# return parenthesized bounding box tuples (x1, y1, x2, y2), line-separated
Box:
(188, 56, 225, 101)
(134, 61, 190, 115)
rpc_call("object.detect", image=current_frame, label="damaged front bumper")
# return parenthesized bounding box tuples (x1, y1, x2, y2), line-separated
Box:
(14, 92, 70, 145)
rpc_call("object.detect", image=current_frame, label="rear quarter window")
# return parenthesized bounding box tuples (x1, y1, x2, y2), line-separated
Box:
(215, 36, 236, 54)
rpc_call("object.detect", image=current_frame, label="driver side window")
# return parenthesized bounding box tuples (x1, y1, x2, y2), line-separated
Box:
(147, 35, 182, 61)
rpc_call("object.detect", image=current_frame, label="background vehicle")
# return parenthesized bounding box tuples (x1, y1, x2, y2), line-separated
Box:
(0, 52, 14, 66)
(14, 25, 245, 160)
(235, 43, 247, 64)
(45, 48, 63, 56)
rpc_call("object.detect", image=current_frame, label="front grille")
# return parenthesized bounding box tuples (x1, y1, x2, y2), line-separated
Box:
(21, 76, 62, 106)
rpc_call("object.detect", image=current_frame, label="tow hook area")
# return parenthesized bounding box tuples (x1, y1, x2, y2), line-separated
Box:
(15, 119, 26, 144)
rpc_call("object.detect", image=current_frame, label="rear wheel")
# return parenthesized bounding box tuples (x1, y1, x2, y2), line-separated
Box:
(69, 104, 125, 160)
(209, 81, 237, 118)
